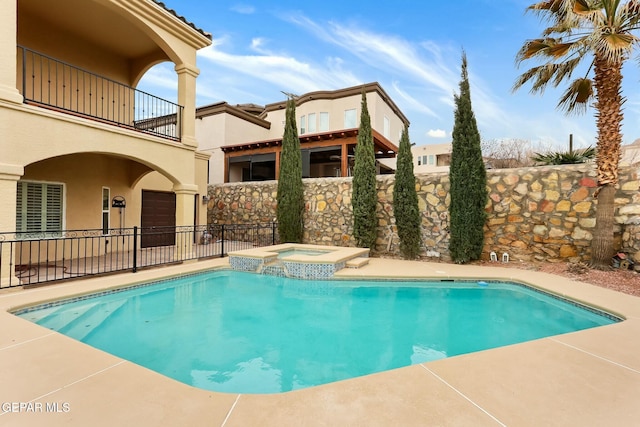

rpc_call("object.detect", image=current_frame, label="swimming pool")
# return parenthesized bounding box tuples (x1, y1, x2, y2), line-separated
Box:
(14, 270, 618, 394)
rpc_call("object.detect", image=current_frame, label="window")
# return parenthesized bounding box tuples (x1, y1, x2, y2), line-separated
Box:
(422, 155, 427, 165)
(344, 109, 357, 128)
(429, 155, 435, 165)
(319, 112, 329, 132)
(383, 116, 390, 138)
(300, 115, 306, 134)
(417, 157, 422, 166)
(102, 187, 110, 235)
(308, 113, 316, 133)
(16, 181, 64, 235)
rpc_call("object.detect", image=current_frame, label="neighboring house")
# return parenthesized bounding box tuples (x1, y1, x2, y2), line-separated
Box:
(196, 83, 409, 183)
(621, 139, 640, 166)
(0, 0, 211, 285)
(412, 143, 452, 173)
(382, 143, 452, 173)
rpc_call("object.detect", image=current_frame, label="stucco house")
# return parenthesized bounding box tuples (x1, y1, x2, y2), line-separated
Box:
(196, 82, 409, 183)
(412, 143, 452, 172)
(380, 142, 452, 174)
(0, 0, 212, 285)
(621, 139, 640, 166)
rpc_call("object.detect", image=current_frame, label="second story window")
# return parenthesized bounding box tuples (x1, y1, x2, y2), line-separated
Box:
(300, 115, 306, 134)
(308, 113, 316, 133)
(344, 109, 357, 128)
(319, 112, 329, 132)
(383, 116, 390, 138)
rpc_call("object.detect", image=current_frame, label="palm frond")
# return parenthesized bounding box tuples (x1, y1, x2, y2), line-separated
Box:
(620, 0, 640, 27)
(573, 0, 599, 14)
(527, 0, 563, 14)
(547, 42, 574, 57)
(597, 33, 637, 62)
(557, 77, 594, 114)
(552, 57, 583, 85)
(531, 145, 595, 165)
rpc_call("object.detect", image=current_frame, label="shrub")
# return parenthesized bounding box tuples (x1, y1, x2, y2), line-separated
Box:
(449, 53, 487, 263)
(276, 98, 304, 243)
(393, 126, 422, 259)
(352, 90, 378, 250)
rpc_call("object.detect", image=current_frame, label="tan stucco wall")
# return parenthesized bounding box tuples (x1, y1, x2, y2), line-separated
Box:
(17, 13, 132, 85)
(380, 143, 452, 173)
(3, 104, 200, 184)
(262, 91, 405, 140)
(196, 113, 270, 183)
(0, 0, 211, 284)
(370, 93, 404, 143)
(23, 154, 146, 231)
(413, 143, 452, 173)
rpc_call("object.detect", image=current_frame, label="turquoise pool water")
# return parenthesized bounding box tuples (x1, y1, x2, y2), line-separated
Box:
(16, 270, 618, 394)
(276, 248, 331, 258)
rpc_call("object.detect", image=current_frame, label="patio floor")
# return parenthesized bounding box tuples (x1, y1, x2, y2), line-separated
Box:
(1, 257, 639, 426)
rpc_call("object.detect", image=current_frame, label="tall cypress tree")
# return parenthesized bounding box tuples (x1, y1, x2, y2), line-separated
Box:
(276, 98, 304, 243)
(393, 125, 421, 259)
(352, 90, 378, 250)
(449, 52, 487, 263)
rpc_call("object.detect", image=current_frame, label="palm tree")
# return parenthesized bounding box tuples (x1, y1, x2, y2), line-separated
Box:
(513, 0, 640, 269)
(532, 146, 596, 164)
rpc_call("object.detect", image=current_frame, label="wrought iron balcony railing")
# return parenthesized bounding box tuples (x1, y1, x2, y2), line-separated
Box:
(17, 46, 183, 141)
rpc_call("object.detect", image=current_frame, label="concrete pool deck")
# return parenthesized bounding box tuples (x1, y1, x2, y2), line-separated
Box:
(1, 257, 639, 426)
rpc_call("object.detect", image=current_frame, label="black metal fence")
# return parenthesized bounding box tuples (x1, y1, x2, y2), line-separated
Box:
(18, 46, 183, 141)
(0, 223, 278, 288)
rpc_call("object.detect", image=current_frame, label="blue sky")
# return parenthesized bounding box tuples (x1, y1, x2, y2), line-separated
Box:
(139, 0, 640, 149)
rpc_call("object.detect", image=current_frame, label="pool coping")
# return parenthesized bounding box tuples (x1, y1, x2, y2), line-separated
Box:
(1, 256, 639, 426)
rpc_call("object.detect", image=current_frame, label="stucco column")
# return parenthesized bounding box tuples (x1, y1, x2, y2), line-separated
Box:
(0, 0, 23, 104)
(173, 183, 198, 260)
(0, 163, 24, 287)
(175, 64, 199, 148)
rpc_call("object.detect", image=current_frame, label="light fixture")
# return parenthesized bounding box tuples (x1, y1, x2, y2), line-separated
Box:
(202, 195, 210, 204)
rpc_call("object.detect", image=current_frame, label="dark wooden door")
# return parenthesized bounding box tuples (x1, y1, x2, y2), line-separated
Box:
(140, 190, 176, 248)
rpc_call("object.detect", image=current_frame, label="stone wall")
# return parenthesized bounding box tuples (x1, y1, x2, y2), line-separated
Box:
(207, 164, 640, 263)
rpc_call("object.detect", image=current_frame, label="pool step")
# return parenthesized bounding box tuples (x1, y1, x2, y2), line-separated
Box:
(36, 302, 99, 331)
(59, 299, 127, 340)
(345, 257, 369, 268)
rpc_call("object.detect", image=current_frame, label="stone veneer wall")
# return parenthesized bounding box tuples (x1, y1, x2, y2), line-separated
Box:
(207, 164, 640, 263)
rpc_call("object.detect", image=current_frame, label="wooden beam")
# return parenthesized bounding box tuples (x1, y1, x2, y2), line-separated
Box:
(341, 143, 349, 177)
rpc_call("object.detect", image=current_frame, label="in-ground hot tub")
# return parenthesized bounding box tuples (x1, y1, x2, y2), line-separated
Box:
(228, 244, 370, 279)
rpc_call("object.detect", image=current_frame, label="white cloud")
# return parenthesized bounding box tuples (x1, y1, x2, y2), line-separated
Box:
(136, 64, 177, 100)
(427, 129, 447, 138)
(250, 37, 269, 54)
(230, 4, 255, 14)
(281, 13, 526, 142)
(197, 43, 360, 97)
(391, 81, 439, 119)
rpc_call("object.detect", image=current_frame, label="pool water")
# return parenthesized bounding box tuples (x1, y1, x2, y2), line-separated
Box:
(16, 270, 617, 394)
(276, 248, 331, 258)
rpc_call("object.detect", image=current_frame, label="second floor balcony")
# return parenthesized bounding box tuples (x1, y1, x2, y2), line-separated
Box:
(17, 46, 183, 141)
